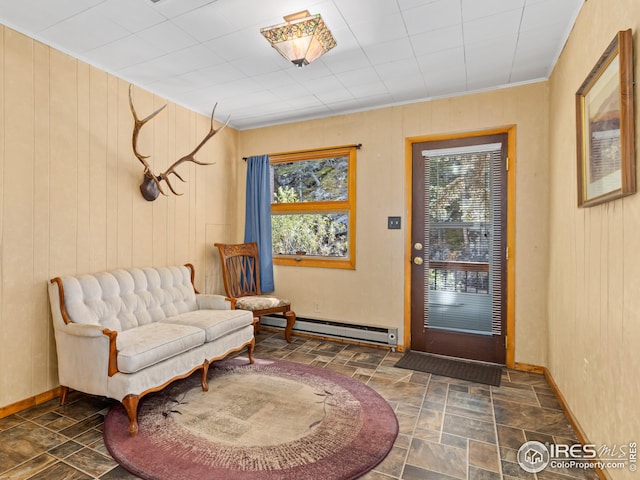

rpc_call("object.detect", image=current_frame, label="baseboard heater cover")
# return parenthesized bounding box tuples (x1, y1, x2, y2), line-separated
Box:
(260, 315, 398, 347)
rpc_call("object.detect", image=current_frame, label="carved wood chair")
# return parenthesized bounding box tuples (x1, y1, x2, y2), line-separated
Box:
(215, 242, 296, 343)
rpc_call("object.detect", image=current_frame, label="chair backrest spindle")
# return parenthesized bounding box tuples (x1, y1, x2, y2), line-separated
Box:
(215, 242, 262, 298)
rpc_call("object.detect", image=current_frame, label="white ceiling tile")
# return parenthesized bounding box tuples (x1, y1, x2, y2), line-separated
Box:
(136, 21, 199, 56)
(327, 98, 366, 112)
(425, 64, 468, 96)
(322, 48, 372, 75)
(40, 9, 130, 53)
(0, 0, 585, 129)
(463, 9, 522, 44)
(119, 60, 178, 85)
(416, 47, 466, 74)
(149, 0, 220, 18)
(466, 57, 513, 86)
(521, 0, 583, 32)
(285, 95, 326, 109)
(163, 44, 226, 72)
(338, 67, 380, 88)
(402, 0, 462, 36)
(147, 76, 201, 97)
(349, 13, 407, 46)
(0, 0, 104, 33)
(171, 4, 236, 42)
(375, 58, 422, 81)
(189, 63, 248, 86)
(302, 75, 345, 94)
(421, 49, 467, 94)
(465, 35, 517, 61)
(225, 90, 282, 109)
(461, 0, 525, 21)
(410, 24, 464, 57)
(269, 83, 312, 102)
(466, 59, 511, 83)
(177, 82, 247, 107)
(509, 63, 549, 83)
(335, 0, 400, 24)
(85, 35, 158, 71)
(91, 0, 167, 33)
(363, 37, 415, 65)
(384, 77, 428, 101)
(314, 86, 355, 104)
(354, 92, 395, 109)
(348, 81, 389, 99)
(212, 0, 308, 30)
(214, 78, 265, 99)
(127, 46, 219, 84)
(398, 0, 441, 10)
(230, 55, 285, 77)
(510, 58, 554, 81)
(205, 29, 266, 62)
(255, 71, 302, 90)
(235, 104, 332, 128)
(467, 71, 510, 91)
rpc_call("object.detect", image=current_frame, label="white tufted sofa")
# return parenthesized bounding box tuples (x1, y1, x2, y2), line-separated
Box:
(48, 264, 255, 436)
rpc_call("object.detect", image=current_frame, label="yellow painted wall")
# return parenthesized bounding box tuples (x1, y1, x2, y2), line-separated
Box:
(547, 0, 640, 474)
(0, 26, 239, 409)
(238, 81, 551, 365)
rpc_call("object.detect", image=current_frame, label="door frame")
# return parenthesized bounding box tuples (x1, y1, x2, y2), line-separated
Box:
(404, 126, 516, 368)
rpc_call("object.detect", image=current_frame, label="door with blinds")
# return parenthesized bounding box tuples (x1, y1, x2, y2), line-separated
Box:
(411, 134, 507, 364)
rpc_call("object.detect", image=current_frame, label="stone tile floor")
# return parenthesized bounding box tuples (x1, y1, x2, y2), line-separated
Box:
(0, 331, 598, 479)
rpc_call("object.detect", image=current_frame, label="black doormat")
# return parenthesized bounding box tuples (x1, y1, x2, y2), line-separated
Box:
(395, 351, 502, 387)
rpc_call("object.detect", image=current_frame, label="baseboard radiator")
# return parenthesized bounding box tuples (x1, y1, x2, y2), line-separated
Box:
(260, 315, 398, 348)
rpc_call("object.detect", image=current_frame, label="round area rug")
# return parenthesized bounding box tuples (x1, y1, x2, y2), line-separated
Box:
(104, 358, 399, 480)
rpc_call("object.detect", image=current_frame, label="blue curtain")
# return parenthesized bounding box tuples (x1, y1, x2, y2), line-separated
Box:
(244, 155, 275, 293)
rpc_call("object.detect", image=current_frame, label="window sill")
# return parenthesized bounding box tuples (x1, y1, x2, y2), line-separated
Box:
(274, 255, 355, 270)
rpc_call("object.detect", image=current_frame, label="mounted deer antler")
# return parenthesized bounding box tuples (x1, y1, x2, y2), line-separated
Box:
(129, 84, 230, 201)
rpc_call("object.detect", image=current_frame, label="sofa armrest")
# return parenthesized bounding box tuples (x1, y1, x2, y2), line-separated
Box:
(51, 323, 114, 395)
(196, 294, 232, 310)
(61, 323, 109, 337)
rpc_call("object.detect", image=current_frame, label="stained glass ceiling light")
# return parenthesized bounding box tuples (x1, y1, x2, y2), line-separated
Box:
(260, 10, 337, 67)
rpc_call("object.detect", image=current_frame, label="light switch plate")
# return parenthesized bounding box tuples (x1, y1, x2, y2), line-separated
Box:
(388, 216, 401, 229)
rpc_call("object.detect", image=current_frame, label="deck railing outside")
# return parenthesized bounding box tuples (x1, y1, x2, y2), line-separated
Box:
(429, 261, 489, 293)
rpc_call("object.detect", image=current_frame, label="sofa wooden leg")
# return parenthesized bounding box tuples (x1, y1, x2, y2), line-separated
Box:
(122, 395, 140, 436)
(201, 359, 210, 392)
(59, 386, 69, 406)
(285, 311, 296, 343)
(247, 338, 255, 364)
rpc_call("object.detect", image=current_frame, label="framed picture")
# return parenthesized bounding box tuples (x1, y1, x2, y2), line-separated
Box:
(576, 29, 635, 208)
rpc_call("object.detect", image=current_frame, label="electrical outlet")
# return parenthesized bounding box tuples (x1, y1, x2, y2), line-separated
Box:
(388, 216, 401, 229)
(313, 302, 321, 313)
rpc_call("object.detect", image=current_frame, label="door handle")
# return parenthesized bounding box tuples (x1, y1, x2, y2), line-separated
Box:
(413, 257, 423, 265)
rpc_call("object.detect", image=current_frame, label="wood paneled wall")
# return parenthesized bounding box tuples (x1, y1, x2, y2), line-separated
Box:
(547, 0, 640, 474)
(0, 26, 239, 408)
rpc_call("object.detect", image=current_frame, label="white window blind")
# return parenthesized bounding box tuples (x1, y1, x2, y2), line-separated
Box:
(421, 142, 504, 335)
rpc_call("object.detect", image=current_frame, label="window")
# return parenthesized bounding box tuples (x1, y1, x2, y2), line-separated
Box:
(270, 146, 357, 269)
